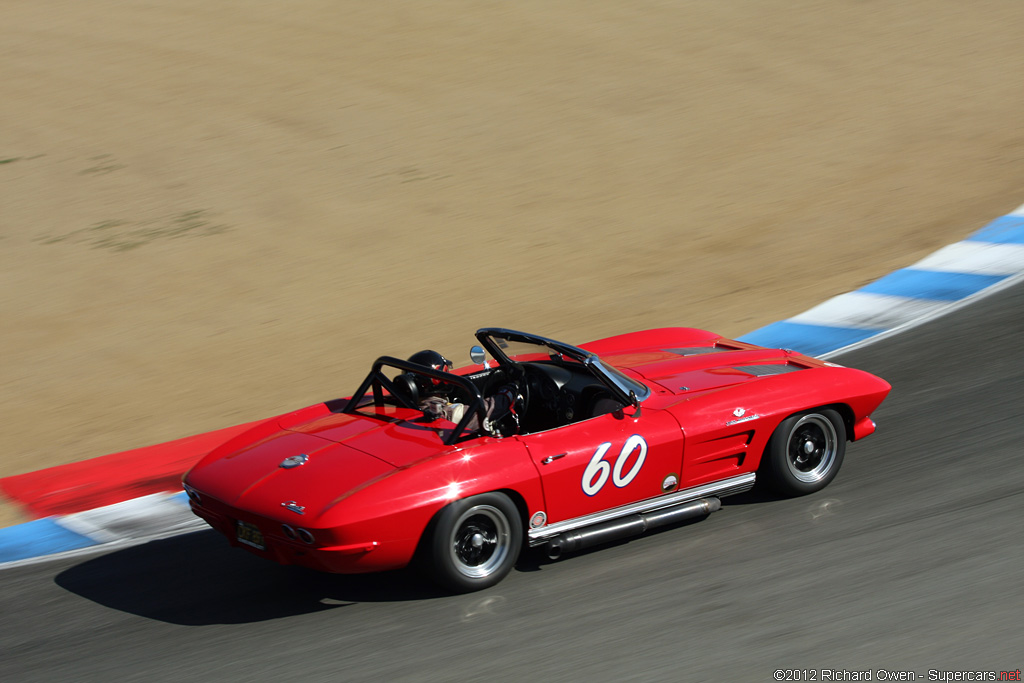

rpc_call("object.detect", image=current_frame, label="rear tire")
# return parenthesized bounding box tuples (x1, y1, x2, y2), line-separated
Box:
(760, 408, 846, 496)
(427, 492, 522, 593)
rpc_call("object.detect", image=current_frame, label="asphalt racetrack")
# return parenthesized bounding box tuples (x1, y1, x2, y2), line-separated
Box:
(3, 282, 1022, 681)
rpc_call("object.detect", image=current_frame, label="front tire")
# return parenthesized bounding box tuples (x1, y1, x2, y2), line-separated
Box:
(760, 408, 846, 496)
(427, 492, 522, 593)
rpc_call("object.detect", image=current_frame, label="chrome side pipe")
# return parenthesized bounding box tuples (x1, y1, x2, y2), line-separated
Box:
(545, 497, 721, 560)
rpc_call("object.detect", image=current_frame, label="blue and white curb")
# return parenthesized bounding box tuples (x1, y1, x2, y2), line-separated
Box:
(0, 492, 204, 568)
(739, 203, 1024, 357)
(3, 201, 1024, 569)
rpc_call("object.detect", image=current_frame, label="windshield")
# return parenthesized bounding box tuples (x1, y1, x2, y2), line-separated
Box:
(478, 328, 651, 404)
(588, 356, 651, 403)
(484, 336, 582, 364)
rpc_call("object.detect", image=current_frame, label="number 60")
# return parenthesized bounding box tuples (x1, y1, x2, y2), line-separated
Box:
(581, 435, 648, 496)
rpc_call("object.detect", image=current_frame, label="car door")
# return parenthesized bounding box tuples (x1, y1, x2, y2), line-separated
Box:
(518, 408, 684, 524)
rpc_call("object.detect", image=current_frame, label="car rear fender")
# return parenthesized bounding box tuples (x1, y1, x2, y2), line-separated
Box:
(317, 438, 543, 561)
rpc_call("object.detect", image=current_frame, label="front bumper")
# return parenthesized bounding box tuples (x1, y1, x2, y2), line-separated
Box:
(851, 415, 877, 441)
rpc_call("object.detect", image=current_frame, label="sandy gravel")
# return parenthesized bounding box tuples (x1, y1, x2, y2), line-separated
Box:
(3, 1, 1024, 526)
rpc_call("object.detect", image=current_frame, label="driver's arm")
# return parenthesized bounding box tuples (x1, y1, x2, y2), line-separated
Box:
(453, 387, 515, 434)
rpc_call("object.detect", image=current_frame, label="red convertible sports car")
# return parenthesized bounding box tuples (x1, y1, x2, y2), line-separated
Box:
(183, 327, 890, 592)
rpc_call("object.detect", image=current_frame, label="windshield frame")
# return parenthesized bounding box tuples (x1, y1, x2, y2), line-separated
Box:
(475, 328, 651, 406)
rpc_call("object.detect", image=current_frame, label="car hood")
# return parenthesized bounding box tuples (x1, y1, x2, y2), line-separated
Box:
(598, 346, 806, 396)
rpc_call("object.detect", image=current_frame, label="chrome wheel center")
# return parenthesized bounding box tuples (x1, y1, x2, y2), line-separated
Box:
(450, 505, 512, 579)
(786, 414, 839, 484)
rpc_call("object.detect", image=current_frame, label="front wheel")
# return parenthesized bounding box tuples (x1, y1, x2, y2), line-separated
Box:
(427, 492, 522, 593)
(760, 408, 847, 496)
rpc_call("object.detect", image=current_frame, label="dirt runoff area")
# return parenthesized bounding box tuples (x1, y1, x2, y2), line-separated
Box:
(2, 1, 1024, 527)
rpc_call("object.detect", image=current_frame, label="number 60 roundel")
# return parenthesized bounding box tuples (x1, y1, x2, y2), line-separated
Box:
(581, 435, 648, 496)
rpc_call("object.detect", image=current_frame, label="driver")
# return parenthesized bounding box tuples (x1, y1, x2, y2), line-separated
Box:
(407, 349, 521, 436)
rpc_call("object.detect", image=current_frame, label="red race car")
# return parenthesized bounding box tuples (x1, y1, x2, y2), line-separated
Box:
(183, 327, 890, 592)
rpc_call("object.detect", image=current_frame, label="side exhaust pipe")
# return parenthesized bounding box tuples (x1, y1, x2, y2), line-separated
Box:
(545, 497, 721, 560)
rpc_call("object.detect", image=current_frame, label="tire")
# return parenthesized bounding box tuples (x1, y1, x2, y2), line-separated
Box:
(760, 408, 847, 496)
(427, 492, 522, 593)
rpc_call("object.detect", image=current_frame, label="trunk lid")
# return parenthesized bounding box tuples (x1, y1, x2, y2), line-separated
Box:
(188, 429, 397, 519)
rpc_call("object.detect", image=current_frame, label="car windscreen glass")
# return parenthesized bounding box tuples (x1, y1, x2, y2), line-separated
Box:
(483, 331, 649, 403)
(590, 356, 650, 401)
(485, 336, 582, 365)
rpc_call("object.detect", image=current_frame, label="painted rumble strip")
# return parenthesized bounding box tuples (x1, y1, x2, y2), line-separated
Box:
(0, 492, 204, 567)
(3, 202, 1024, 567)
(738, 203, 1024, 357)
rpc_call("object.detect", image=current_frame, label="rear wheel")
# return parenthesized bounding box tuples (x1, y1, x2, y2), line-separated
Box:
(761, 408, 846, 496)
(427, 492, 522, 593)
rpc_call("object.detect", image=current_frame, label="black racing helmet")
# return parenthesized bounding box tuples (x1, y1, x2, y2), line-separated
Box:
(408, 349, 452, 372)
(407, 350, 453, 394)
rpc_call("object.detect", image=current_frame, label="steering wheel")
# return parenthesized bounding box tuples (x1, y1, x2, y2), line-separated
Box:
(484, 364, 530, 434)
(508, 364, 531, 419)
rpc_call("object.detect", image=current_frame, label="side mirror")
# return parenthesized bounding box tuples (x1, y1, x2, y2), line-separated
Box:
(470, 345, 487, 367)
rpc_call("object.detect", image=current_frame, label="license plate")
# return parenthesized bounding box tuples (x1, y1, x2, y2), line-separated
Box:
(236, 520, 266, 550)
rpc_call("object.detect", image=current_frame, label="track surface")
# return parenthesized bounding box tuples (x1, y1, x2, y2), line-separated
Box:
(3, 283, 1022, 681)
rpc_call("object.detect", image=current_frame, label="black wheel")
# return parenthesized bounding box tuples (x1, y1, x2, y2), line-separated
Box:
(427, 492, 522, 593)
(760, 408, 846, 496)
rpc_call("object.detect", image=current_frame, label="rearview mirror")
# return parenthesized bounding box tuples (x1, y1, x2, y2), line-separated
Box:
(470, 345, 487, 365)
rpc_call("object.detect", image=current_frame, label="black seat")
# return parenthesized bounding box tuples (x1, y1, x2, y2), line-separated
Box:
(391, 373, 420, 407)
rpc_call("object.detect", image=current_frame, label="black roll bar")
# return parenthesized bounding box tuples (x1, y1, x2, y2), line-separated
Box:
(341, 356, 487, 445)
